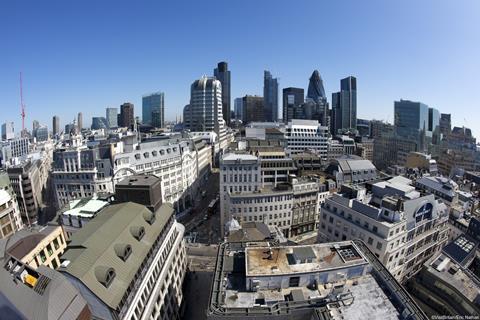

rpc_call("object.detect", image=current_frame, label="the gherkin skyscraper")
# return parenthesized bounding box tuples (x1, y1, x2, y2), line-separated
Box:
(307, 70, 326, 102)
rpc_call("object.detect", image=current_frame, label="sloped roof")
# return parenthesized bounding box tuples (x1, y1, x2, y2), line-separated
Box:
(59, 202, 174, 309)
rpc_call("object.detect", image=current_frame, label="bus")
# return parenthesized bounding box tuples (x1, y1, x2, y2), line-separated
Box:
(207, 197, 219, 216)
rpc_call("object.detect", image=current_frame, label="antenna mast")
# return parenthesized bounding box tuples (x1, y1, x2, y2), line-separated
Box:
(20, 72, 26, 136)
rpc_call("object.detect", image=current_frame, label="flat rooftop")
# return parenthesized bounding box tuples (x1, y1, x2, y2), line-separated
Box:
(116, 174, 161, 187)
(61, 197, 109, 218)
(428, 253, 480, 303)
(245, 242, 368, 277)
(224, 274, 402, 319)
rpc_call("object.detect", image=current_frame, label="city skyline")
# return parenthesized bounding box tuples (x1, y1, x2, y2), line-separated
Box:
(1, 0, 479, 136)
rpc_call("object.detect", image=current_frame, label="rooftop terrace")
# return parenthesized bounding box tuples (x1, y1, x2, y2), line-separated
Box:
(245, 243, 367, 277)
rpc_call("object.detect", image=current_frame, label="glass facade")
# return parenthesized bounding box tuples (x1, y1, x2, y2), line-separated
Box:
(394, 100, 429, 139)
(142, 92, 164, 127)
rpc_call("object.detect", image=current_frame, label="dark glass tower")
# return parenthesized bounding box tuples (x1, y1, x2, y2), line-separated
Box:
(332, 76, 357, 134)
(119, 102, 135, 129)
(282, 87, 304, 123)
(263, 70, 279, 122)
(214, 62, 231, 126)
(307, 70, 326, 102)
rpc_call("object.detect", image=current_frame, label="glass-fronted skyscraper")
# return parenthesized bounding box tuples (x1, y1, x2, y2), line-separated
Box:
(394, 100, 429, 139)
(106, 107, 118, 129)
(282, 87, 304, 123)
(142, 92, 165, 127)
(332, 76, 357, 134)
(214, 62, 231, 127)
(234, 97, 243, 121)
(263, 70, 279, 122)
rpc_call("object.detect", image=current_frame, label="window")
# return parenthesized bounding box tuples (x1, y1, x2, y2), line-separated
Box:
(131, 226, 145, 241)
(367, 237, 373, 245)
(289, 276, 300, 287)
(376, 242, 382, 250)
(104, 269, 116, 288)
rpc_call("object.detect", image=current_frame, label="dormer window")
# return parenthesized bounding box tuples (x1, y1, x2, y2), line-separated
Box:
(95, 266, 116, 288)
(131, 226, 145, 241)
(143, 211, 156, 225)
(114, 244, 132, 262)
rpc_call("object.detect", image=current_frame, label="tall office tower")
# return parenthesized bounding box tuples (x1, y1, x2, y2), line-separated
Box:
(428, 107, 441, 144)
(263, 70, 279, 122)
(142, 92, 165, 127)
(52, 116, 60, 136)
(106, 107, 118, 128)
(1, 122, 14, 140)
(32, 120, 40, 133)
(214, 61, 231, 126)
(332, 76, 357, 134)
(234, 97, 243, 121)
(77, 112, 83, 131)
(394, 100, 429, 150)
(439, 113, 451, 137)
(306, 70, 329, 127)
(282, 87, 304, 123)
(242, 95, 264, 123)
(307, 70, 326, 102)
(184, 76, 227, 148)
(119, 102, 135, 129)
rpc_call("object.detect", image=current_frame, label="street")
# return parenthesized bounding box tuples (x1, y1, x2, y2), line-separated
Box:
(179, 170, 222, 244)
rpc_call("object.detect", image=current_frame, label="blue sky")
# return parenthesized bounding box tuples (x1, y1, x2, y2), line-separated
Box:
(1, 0, 479, 136)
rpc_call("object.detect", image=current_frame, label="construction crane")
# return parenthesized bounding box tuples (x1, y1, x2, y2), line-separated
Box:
(20, 72, 26, 136)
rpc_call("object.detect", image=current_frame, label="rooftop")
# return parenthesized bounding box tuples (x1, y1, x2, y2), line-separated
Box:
(428, 252, 480, 303)
(61, 197, 109, 218)
(208, 240, 427, 319)
(59, 202, 174, 310)
(0, 230, 89, 319)
(2, 226, 59, 260)
(245, 242, 368, 277)
(116, 174, 161, 187)
(222, 153, 258, 162)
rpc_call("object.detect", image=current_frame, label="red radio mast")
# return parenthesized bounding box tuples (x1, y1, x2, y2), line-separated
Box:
(20, 72, 26, 136)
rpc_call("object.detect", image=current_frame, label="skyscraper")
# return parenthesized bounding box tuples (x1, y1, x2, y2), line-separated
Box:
(332, 76, 357, 134)
(307, 70, 326, 102)
(439, 113, 451, 137)
(32, 120, 40, 133)
(394, 99, 430, 150)
(52, 116, 60, 136)
(242, 95, 264, 123)
(214, 62, 231, 126)
(106, 107, 118, 128)
(142, 92, 165, 127)
(1, 122, 14, 141)
(263, 70, 279, 122)
(119, 103, 135, 129)
(282, 87, 304, 123)
(77, 112, 83, 131)
(184, 76, 227, 148)
(234, 98, 243, 121)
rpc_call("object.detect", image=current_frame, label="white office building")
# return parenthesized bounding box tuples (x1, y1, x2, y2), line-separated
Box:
(285, 120, 329, 159)
(183, 76, 228, 151)
(318, 176, 450, 282)
(0, 188, 23, 239)
(113, 137, 212, 212)
(220, 152, 329, 238)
